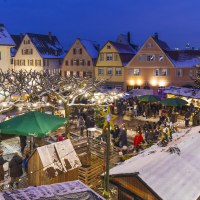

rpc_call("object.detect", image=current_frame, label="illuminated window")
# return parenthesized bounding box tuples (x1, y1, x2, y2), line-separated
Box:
(129, 69, 141, 76)
(161, 69, 168, 76)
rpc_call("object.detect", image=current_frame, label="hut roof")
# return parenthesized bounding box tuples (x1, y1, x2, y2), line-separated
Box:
(0, 180, 105, 200)
(109, 126, 200, 200)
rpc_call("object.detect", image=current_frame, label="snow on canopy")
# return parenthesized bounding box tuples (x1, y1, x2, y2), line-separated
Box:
(0, 180, 105, 200)
(164, 86, 200, 99)
(80, 39, 99, 59)
(27, 33, 65, 59)
(0, 24, 15, 46)
(165, 50, 200, 68)
(109, 126, 200, 200)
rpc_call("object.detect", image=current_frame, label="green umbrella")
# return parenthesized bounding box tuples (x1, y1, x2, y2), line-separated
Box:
(161, 98, 188, 107)
(138, 95, 161, 102)
(0, 111, 68, 137)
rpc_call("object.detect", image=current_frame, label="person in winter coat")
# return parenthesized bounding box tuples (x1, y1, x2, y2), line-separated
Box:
(78, 116, 85, 136)
(0, 150, 7, 182)
(9, 152, 23, 188)
(133, 132, 144, 152)
(110, 125, 120, 146)
(119, 125, 128, 148)
(19, 136, 27, 155)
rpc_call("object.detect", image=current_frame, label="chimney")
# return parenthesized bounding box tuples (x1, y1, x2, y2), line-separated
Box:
(48, 32, 52, 40)
(0, 24, 5, 27)
(127, 32, 131, 44)
(154, 32, 159, 40)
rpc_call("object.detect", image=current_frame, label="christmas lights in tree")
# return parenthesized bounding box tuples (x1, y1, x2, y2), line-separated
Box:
(194, 67, 200, 89)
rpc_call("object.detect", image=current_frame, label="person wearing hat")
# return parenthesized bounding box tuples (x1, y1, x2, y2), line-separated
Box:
(0, 150, 7, 182)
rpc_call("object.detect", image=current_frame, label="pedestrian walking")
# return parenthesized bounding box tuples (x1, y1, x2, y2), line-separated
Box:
(9, 152, 23, 188)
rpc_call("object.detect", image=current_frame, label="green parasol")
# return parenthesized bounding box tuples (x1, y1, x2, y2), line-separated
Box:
(161, 98, 188, 107)
(138, 95, 161, 102)
(0, 111, 68, 137)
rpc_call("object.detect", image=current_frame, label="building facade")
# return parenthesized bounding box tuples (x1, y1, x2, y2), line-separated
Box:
(0, 24, 15, 71)
(14, 32, 65, 73)
(61, 38, 99, 78)
(95, 41, 135, 90)
(125, 36, 200, 94)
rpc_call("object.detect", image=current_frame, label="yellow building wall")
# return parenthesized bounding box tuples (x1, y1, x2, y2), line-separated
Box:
(95, 66, 124, 82)
(95, 42, 124, 84)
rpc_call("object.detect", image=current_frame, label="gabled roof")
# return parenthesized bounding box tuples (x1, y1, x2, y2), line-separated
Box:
(119, 54, 135, 66)
(110, 126, 200, 200)
(116, 33, 138, 51)
(0, 24, 15, 46)
(10, 34, 23, 57)
(165, 50, 200, 67)
(27, 33, 65, 59)
(152, 36, 171, 51)
(109, 41, 136, 54)
(80, 39, 99, 59)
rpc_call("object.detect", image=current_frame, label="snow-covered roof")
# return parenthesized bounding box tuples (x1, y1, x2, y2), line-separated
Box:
(165, 50, 200, 68)
(152, 36, 171, 51)
(164, 86, 200, 99)
(80, 39, 99, 59)
(0, 180, 105, 200)
(109, 126, 200, 200)
(27, 33, 65, 59)
(109, 41, 136, 54)
(0, 24, 15, 46)
(10, 34, 23, 57)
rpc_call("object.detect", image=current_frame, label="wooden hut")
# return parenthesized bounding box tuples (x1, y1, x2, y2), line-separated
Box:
(109, 127, 200, 200)
(28, 139, 81, 186)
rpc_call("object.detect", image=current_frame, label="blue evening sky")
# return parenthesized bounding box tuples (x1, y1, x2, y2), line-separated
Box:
(0, 0, 200, 50)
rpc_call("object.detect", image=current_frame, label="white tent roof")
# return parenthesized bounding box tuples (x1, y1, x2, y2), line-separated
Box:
(109, 126, 200, 200)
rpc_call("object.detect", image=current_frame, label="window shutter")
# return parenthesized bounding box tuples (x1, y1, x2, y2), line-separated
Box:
(80, 48, 82, 54)
(73, 48, 76, 54)
(71, 60, 73, 66)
